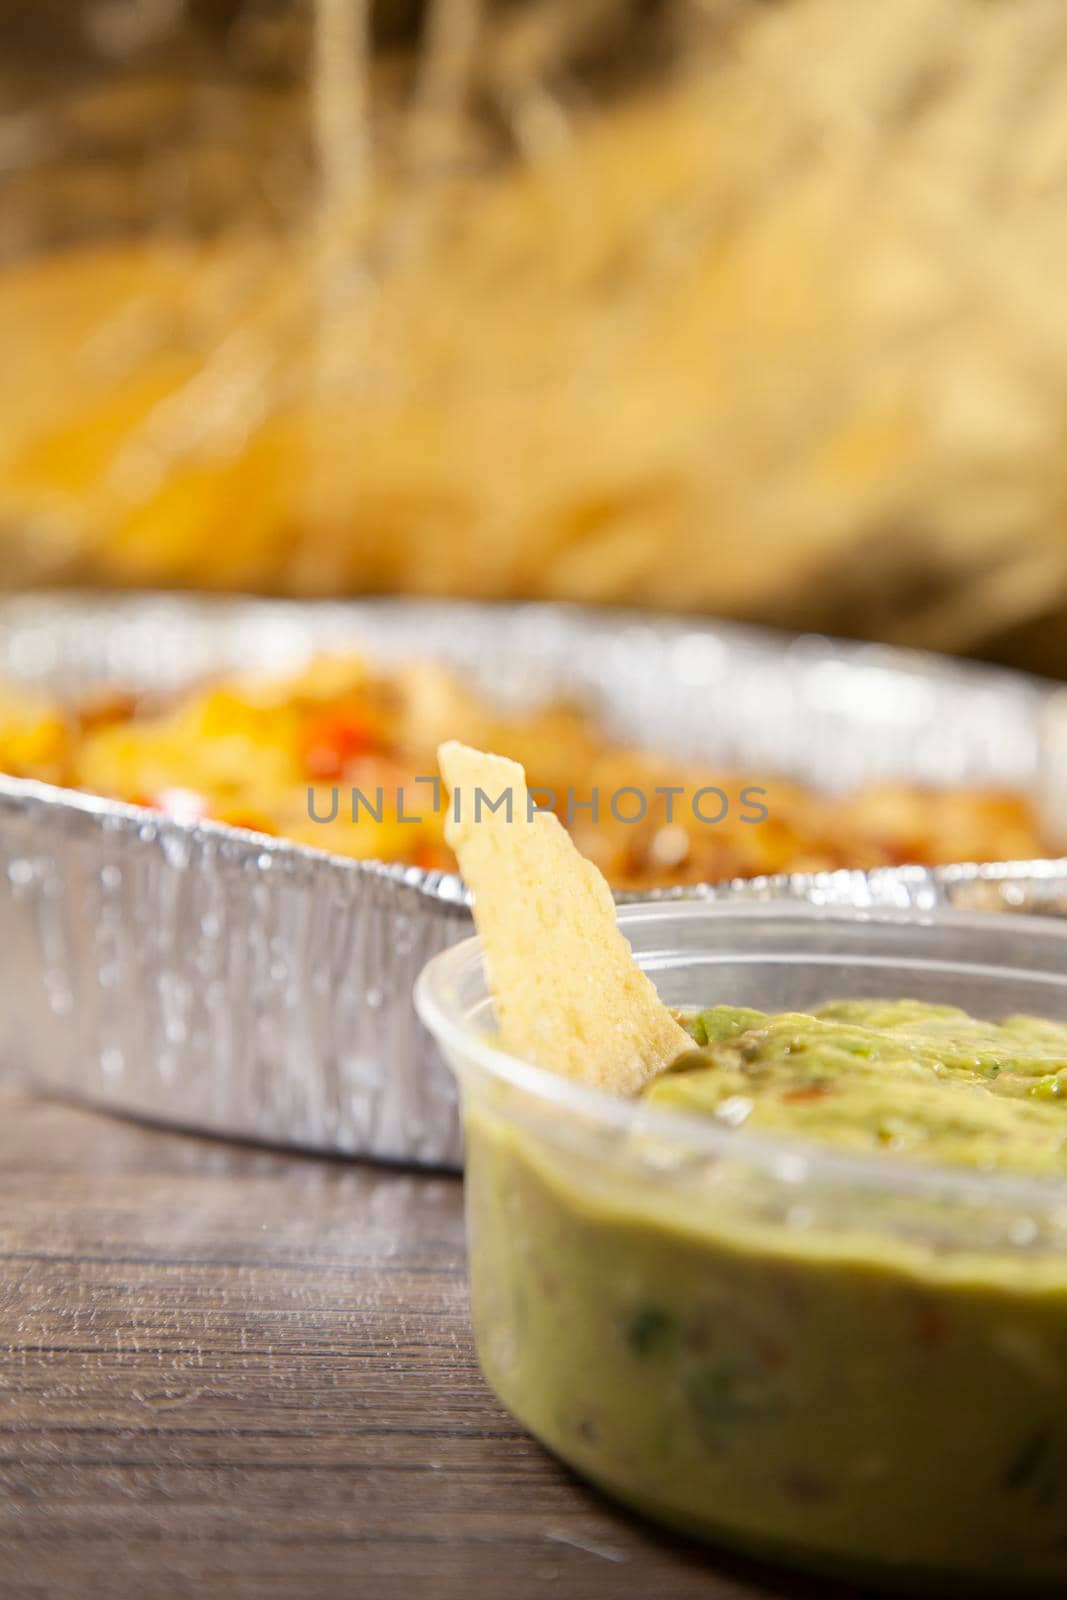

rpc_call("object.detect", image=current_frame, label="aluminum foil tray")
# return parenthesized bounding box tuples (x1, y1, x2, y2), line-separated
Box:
(0, 592, 1065, 1169)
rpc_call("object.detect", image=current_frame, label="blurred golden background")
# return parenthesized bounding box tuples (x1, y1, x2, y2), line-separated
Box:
(5, 0, 1067, 674)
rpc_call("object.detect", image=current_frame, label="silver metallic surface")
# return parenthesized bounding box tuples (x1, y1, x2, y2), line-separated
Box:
(0, 593, 1063, 1167)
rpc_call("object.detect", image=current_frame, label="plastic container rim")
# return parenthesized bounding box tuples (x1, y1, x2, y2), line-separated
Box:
(415, 898, 1067, 1209)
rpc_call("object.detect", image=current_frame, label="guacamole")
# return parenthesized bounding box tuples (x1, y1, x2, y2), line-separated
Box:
(463, 998, 1067, 1590)
(650, 999, 1067, 1177)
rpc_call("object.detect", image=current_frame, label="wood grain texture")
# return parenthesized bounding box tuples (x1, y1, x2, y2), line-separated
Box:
(0, 1087, 876, 1600)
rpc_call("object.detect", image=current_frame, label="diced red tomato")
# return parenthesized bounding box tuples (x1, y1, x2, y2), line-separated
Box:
(414, 841, 453, 872)
(297, 709, 380, 780)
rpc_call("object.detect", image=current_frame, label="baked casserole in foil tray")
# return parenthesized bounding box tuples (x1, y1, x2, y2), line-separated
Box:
(0, 592, 1065, 1168)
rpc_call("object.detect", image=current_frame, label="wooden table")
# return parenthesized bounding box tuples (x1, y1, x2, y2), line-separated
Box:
(0, 1086, 877, 1600)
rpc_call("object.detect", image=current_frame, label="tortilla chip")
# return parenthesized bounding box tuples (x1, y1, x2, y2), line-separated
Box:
(438, 740, 691, 1094)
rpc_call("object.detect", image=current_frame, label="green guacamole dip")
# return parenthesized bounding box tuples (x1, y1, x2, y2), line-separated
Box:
(463, 999, 1067, 1591)
(651, 999, 1067, 1177)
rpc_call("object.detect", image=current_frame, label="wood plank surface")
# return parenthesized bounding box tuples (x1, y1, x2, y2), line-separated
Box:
(0, 1087, 878, 1600)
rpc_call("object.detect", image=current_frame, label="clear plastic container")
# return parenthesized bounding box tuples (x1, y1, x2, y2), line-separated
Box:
(416, 900, 1067, 1592)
